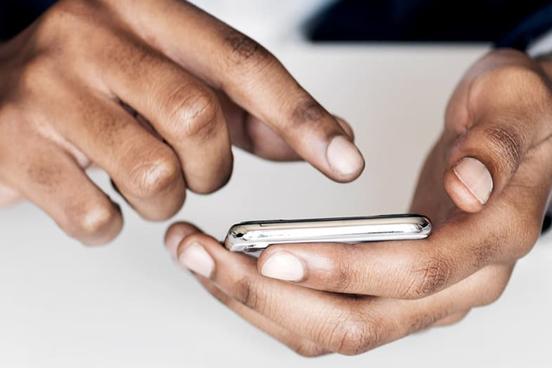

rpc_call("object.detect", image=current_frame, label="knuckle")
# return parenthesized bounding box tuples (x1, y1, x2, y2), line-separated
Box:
(288, 99, 329, 133)
(15, 57, 56, 94)
(329, 247, 360, 292)
(222, 28, 273, 70)
(471, 233, 501, 268)
(408, 310, 449, 333)
(329, 310, 383, 355)
(332, 266, 354, 292)
(483, 125, 524, 174)
(36, 3, 71, 34)
(128, 152, 181, 198)
(36, 0, 96, 42)
(65, 201, 118, 239)
(405, 253, 452, 298)
(232, 275, 261, 310)
(490, 64, 533, 83)
(488, 65, 547, 98)
(164, 86, 219, 139)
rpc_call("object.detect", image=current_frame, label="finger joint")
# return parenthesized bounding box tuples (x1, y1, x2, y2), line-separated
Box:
(223, 29, 272, 69)
(329, 310, 384, 355)
(233, 275, 261, 311)
(405, 254, 452, 298)
(484, 126, 524, 174)
(127, 152, 181, 198)
(64, 201, 119, 241)
(164, 86, 220, 140)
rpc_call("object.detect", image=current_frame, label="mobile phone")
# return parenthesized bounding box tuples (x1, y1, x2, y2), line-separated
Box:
(224, 214, 431, 253)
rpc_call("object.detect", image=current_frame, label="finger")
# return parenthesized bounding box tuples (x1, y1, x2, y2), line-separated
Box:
(230, 114, 355, 163)
(230, 114, 355, 162)
(220, 88, 355, 161)
(44, 87, 186, 221)
(114, 1, 365, 182)
(176, 230, 380, 355)
(236, 115, 300, 161)
(444, 52, 552, 212)
(0, 182, 20, 206)
(99, 35, 232, 194)
(196, 276, 328, 357)
(164, 221, 202, 259)
(256, 156, 549, 298)
(218, 92, 300, 161)
(0, 133, 122, 245)
(164, 222, 328, 357)
(432, 310, 469, 327)
(173, 227, 511, 355)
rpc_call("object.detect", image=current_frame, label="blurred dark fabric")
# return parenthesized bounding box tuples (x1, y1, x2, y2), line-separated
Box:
(0, 0, 56, 40)
(2, 0, 552, 49)
(308, 0, 552, 49)
(542, 213, 551, 233)
(496, 4, 552, 49)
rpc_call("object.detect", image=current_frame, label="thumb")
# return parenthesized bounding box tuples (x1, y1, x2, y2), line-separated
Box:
(442, 51, 552, 213)
(444, 120, 547, 213)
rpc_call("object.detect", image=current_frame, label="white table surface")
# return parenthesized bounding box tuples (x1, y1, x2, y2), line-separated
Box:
(1, 44, 551, 367)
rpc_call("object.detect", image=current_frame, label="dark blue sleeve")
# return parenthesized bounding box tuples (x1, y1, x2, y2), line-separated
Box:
(496, 4, 552, 50)
(0, 0, 56, 41)
(307, 0, 552, 50)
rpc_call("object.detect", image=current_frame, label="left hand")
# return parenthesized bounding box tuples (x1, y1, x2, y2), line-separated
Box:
(0, 0, 363, 244)
(163, 49, 552, 356)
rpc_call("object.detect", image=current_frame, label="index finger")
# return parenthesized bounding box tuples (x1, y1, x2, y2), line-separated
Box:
(111, 0, 365, 182)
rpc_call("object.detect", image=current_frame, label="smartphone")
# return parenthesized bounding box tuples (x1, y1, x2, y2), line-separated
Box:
(224, 214, 431, 253)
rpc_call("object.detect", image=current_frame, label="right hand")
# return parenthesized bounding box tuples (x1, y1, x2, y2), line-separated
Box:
(0, 0, 364, 245)
(163, 49, 552, 357)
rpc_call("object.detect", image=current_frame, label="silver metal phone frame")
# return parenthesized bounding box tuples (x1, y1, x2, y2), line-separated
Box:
(224, 214, 432, 253)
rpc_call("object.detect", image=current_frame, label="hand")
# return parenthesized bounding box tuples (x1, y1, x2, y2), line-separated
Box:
(164, 49, 552, 356)
(0, 0, 364, 245)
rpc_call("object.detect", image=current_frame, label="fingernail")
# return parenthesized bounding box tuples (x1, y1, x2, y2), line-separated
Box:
(453, 157, 493, 204)
(165, 232, 185, 259)
(261, 251, 305, 282)
(326, 136, 364, 177)
(178, 242, 214, 278)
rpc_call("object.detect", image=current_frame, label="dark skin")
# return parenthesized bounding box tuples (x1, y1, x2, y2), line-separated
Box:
(2, 0, 551, 357)
(0, 0, 364, 244)
(166, 49, 552, 356)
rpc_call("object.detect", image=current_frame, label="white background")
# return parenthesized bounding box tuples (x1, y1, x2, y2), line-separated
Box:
(1, 1, 551, 367)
